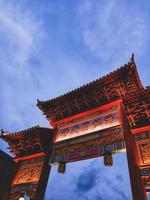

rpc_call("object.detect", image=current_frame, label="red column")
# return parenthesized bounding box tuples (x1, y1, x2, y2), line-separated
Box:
(34, 155, 51, 200)
(122, 107, 147, 200)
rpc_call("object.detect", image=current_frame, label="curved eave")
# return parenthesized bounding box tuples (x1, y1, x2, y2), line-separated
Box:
(1, 125, 40, 142)
(36, 56, 144, 122)
(0, 125, 53, 143)
(37, 63, 130, 107)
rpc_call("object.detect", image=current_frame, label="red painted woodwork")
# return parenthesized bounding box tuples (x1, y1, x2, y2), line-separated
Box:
(131, 125, 150, 134)
(52, 99, 122, 127)
(1, 126, 53, 200)
(121, 103, 148, 200)
(14, 152, 45, 163)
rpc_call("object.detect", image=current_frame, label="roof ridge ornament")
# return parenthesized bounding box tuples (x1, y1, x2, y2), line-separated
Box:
(37, 99, 40, 104)
(130, 53, 135, 63)
(0, 129, 6, 138)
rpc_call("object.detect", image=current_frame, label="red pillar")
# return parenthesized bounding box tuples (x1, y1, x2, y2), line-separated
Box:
(122, 106, 148, 200)
(34, 155, 51, 200)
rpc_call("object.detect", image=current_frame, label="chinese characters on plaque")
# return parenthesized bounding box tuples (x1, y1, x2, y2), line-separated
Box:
(54, 105, 121, 142)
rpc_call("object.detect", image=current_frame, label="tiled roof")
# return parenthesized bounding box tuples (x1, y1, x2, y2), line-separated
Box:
(0, 126, 53, 157)
(37, 55, 143, 122)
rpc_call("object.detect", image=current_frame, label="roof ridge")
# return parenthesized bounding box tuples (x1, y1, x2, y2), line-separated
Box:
(0, 125, 40, 137)
(37, 59, 133, 106)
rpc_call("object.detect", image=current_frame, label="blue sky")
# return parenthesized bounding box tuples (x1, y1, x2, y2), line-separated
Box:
(0, 0, 150, 199)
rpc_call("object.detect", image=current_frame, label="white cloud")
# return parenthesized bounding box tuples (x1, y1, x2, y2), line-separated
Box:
(78, 0, 149, 66)
(0, 1, 43, 76)
(0, 1, 45, 131)
(46, 154, 132, 200)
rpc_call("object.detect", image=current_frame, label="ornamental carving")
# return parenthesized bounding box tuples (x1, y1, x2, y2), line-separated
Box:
(50, 127, 124, 163)
(13, 157, 44, 185)
(134, 131, 150, 141)
(143, 177, 150, 186)
(140, 142, 150, 164)
(37, 61, 145, 122)
(141, 168, 150, 177)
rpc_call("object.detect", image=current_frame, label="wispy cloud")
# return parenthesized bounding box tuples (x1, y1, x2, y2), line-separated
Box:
(46, 155, 131, 200)
(0, 0, 43, 76)
(73, 154, 131, 200)
(0, 0, 45, 132)
(78, 0, 150, 66)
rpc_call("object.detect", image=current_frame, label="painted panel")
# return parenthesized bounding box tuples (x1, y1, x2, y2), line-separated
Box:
(12, 156, 44, 186)
(134, 131, 150, 141)
(134, 130, 150, 165)
(141, 167, 150, 188)
(141, 167, 150, 177)
(10, 184, 37, 193)
(140, 142, 150, 164)
(54, 104, 122, 143)
(50, 127, 125, 164)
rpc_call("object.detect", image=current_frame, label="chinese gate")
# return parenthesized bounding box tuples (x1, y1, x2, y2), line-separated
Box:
(0, 55, 150, 200)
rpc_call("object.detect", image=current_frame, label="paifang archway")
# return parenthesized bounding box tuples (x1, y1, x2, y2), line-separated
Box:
(1, 55, 150, 200)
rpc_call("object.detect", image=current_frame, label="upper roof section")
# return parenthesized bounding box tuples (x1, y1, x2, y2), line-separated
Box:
(37, 55, 143, 123)
(123, 86, 150, 128)
(0, 126, 53, 157)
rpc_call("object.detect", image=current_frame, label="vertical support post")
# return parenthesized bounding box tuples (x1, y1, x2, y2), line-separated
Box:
(34, 155, 51, 200)
(122, 107, 148, 200)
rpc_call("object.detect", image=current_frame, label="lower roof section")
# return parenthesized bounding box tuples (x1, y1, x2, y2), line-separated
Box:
(0, 126, 53, 158)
